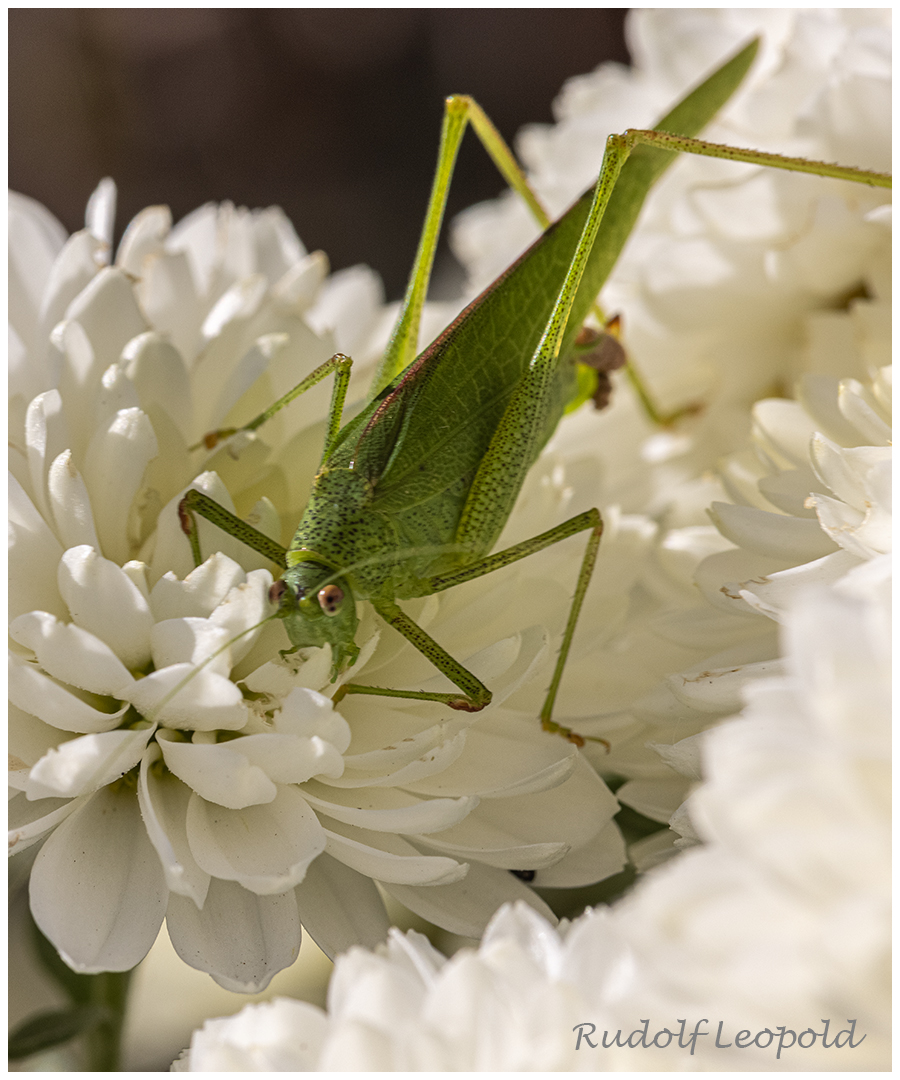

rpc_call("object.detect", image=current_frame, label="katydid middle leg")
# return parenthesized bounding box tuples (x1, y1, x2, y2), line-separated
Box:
(179, 352, 352, 564)
(191, 352, 354, 460)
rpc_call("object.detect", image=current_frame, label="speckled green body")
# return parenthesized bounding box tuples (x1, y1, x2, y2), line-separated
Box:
(288, 218, 584, 602)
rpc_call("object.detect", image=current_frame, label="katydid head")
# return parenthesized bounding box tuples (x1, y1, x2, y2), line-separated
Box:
(271, 561, 360, 679)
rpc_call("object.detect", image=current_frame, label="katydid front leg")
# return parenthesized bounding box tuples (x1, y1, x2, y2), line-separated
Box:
(179, 352, 353, 566)
(191, 352, 354, 462)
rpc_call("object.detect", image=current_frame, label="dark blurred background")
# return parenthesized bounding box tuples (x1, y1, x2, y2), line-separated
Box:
(10, 9, 629, 299)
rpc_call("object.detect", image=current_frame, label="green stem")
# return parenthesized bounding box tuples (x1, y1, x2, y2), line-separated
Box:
(82, 970, 132, 1071)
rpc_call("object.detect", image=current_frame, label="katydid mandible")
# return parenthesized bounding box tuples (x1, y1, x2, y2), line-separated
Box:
(179, 38, 890, 744)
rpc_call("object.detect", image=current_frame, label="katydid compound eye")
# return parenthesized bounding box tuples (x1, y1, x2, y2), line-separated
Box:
(268, 580, 287, 605)
(318, 584, 343, 615)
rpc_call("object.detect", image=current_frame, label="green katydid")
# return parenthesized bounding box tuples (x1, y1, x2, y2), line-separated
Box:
(178, 38, 890, 744)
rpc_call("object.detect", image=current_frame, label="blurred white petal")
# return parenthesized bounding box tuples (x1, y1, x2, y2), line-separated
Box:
(186, 785, 326, 894)
(30, 786, 168, 972)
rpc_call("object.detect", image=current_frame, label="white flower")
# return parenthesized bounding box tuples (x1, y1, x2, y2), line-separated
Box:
(9, 183, 624, 992)
(176, 564, 890, 1070)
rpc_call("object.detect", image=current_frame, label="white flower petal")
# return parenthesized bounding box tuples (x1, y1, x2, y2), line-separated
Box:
(240, 733, 345, 784)
(300, 780, 476, 835)
(122, 331, 193, 442)
(93, 360, 142, 427)
(810, 433, 870, 510)
(693, 546, 794, 614)
(709, 500, 838, 561)
(183, 999, 328, 1071)
(149, 552, 247, 622)
(402, 712, 577, 799)
(418, 834, 567, 871)
(322, 823, 467, 886)
(150, 473, 274, 585)
(616, 777, 691, 822)
(293, 853, 391, 959)
(25, 389, 71, 524)
(9, 650, 130, 734)
(116, 204, 172, 276)
(417, 755, 617, 859)
(138, 249, 203, 364)
(529, 819, 629, 888)
(25, 725, 155, 800)
(272, 250, 329, 312)
(666, 658, 784, 713)
(306, 264, 384, 357)
(273, 688, 351, 754)
(9, 473, 67, 622)
(751, 399, 820, 469)
(208, 332, 291, 438)
(797, 373, 867, 447)
(738, 549, 868, 619)
(46, 449, 101, 551)
(8, 190, 67, 354)
(9, 702, 70, 767)
(58, 545, 154, 670)
(85, 177, 116, 251)
(30, 785, 168, 972)
(810, 491, 890, 558)
(200, 274, 267, 342)
(756, 467, 819, 518)
(651, 604, 773, 651)
(63, 266, 148, 375)
(10, 610, 135, 697)
(382, 860, 557, 940)
(8, 791, 87, 855)
(53, 319, 104, 457)
(123, 663, 248, 731)
(82, 406, 158, 564)
(137, 744, 211, 907)
(650, 731, 705, 782)
(838, 377, 891, 444)
(325, 727, 470, 790)
(186, 785, 326, 894)
(166, 878, 301, 994)
(207, 570, 274, 664)
(150, 617, 235, 675)
(157, 730, 277, 809)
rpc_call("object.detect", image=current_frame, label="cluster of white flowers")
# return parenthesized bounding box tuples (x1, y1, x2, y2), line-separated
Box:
(8, 184, 622, 994)
(177, 558, 889, 1070)
(172, 6, 890, 1069)
(9, 5, 889, 1068)
(452, 7, 891, 862)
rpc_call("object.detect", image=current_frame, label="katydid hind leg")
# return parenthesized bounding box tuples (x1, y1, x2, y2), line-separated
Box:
(430, 509, 609, 746)
(370, 94, 563, 400)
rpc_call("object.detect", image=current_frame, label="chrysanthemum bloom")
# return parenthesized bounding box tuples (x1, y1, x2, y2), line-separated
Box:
(175, 562, 890, 1070)
(8, 185, 621, 992)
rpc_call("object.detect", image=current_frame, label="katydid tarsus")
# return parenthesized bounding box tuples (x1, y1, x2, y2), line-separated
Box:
(178, 38, 890, 745)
